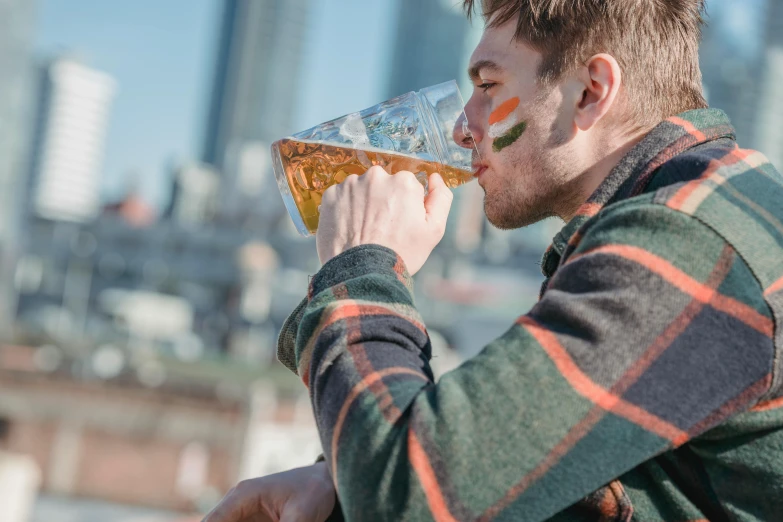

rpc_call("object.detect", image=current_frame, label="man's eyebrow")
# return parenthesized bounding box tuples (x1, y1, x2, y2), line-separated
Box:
(468, 60, 503, 81)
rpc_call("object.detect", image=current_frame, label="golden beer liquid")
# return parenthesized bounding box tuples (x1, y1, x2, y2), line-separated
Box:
(273, 138, 475, 234)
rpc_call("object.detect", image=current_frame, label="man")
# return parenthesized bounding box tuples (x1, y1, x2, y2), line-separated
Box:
(205, 0, 783, 520)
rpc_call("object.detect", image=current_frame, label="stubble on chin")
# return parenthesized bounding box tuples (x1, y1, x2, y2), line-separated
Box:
(481, 136, 561, 230)
(483, 187, 556, 230)
(481, 88, 586, 230)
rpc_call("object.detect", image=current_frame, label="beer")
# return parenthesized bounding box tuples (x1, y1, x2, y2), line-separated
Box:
(272, 138, 475, 234)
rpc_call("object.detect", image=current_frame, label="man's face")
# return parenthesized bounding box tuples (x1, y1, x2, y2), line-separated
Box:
(455, 19, 582, 229)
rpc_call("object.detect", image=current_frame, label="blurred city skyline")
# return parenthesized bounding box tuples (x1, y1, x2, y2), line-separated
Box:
(2, 0, 782, 520)
(32, 0, 776, 213)
(34, 0, 408, 210)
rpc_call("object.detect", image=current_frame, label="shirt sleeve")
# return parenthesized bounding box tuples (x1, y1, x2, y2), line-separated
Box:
(277, 296, 308, 374)
(294, 204, 776, 522)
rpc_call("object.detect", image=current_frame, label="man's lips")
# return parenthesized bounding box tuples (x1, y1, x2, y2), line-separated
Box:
(473, 165, 488, 178)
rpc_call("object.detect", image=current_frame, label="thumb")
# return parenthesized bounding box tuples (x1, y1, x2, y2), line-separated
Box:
(424, 173, 453, 229)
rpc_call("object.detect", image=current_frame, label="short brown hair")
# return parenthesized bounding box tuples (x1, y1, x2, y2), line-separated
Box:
(464, 0, 709, 127)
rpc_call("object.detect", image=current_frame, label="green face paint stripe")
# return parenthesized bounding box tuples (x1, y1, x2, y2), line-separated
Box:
(492, 121, 527, 152)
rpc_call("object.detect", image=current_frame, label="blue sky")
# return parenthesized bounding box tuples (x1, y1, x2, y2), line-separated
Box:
(708, 0, 767, 61)
(34, 0, 395, 209)
(35, 0, 218, 207)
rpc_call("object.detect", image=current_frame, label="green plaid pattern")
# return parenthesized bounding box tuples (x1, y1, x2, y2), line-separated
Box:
(278, 109, 783, 521)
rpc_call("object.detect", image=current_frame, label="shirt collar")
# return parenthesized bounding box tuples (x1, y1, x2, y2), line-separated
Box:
(541, 108, 735, 277)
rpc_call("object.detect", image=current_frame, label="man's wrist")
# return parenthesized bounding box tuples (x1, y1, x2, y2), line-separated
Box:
(309, 244, 413, 299)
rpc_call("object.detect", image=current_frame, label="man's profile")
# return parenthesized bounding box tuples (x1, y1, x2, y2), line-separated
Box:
(204, 1, 783, 520)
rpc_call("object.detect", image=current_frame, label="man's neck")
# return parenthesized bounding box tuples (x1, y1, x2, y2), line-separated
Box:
(559, 128, 651, 222)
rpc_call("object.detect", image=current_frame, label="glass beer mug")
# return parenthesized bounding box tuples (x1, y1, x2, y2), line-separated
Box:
(270, 80, 478, 236)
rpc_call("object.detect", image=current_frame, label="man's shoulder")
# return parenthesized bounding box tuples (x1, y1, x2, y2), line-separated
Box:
(598, 143, 783, 236)
(575, 141, 783, 284)
(582, 146, 783, 389)
(645, 145, 783, 264)
(647, 141, 783, 198)
(643, 137, 739, 193)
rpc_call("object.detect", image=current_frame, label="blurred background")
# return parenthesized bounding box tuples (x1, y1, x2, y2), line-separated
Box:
(0, 0, 778, 520)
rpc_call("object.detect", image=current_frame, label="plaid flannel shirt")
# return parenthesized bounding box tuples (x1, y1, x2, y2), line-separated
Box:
(277, 109, 783, 521)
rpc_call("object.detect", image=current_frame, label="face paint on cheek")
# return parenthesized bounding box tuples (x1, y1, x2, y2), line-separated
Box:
(488, 97, 520, 126)
(492, 121, 527, 153)
(486, 96, 527, 152)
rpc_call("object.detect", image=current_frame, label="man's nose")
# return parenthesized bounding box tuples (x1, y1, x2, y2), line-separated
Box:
(453, 112, 480, 149)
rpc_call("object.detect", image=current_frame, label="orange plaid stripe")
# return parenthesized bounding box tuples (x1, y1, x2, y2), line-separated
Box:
(330, 367, 427, 491)
(569, 245, 774, 337)
(518, 316, 689, 444)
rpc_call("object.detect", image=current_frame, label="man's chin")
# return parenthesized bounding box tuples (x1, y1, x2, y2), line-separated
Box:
(484, 199, 552, 230)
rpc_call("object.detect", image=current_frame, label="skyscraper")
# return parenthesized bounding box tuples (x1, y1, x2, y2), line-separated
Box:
(0, 0, 37, 331)
(754, 0, 783, 170)
(699, 0, 768, 148)
(201, 0, 311, 220)
(386, 0, 475, 99)
(28, 57, 116, 223)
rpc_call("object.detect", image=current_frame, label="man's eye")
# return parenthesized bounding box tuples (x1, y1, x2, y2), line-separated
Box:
(478, 82, 496, 92)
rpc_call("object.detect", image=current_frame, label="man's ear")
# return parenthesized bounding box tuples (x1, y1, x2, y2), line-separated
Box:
(573, 53, 623, 131)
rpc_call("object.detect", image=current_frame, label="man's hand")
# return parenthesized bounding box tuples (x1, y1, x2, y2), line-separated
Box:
(202, 462, 336, 522)
(316, 167, 453, 275)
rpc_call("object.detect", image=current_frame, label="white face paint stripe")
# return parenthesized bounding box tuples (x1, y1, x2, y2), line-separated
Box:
(488, 114, 520, 139)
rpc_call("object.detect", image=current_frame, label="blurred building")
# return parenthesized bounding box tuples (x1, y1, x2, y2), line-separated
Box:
(103, 190, 158, 228)
(0, 347, 319, 515)
(27, 57, 116, 223)
(387, 0, 475, 98)
(755, 0, 783, 170)
(0, 0, 37, 334)
(17, 218, 240, 353)
(0, 451, 40, 522)
(13, 212, 317, 365)
(165, 162, 220, 226)
(699, 0, 768, 148)
(202, 0, 311, 222)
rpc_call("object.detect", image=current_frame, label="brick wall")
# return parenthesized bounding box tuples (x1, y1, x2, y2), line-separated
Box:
(0, 368, 251, 512)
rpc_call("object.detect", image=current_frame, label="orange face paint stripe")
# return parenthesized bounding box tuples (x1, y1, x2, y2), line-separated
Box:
(330, 367, 428, 492)
(569, 245, 774, 337)
(488, 97, 520, 125)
